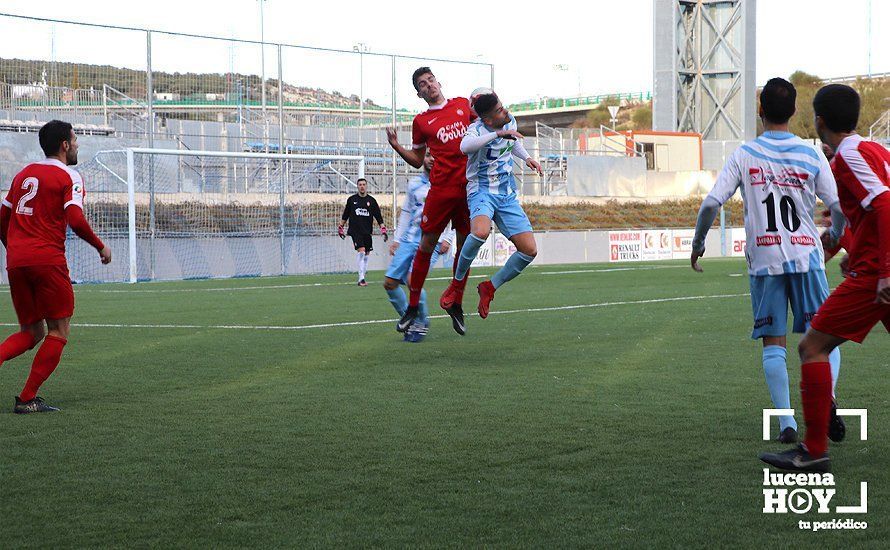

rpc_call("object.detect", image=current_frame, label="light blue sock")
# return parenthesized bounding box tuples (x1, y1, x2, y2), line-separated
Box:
(829, 346, 841, 397)
(762, 345, 796, 431)
(386, 287, 408, 317)
(419, 289, 429, 324)
(491, 251, 535, 289)
(455, 234, 486, 281)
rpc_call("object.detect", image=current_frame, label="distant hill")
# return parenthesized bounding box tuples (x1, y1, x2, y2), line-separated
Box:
(0, 58, 380, 108)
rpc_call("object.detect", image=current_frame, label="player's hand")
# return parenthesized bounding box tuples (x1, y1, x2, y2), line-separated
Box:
(525, 158, 544, 176)
(690, 249, 704, 272)
(438, 240, 451, 255)
(381, 226, 388, 242)
(820, 229, 839, 255)
(338, 225, 346, 240)
(389, 241, 399, 256)
(876, 277, 890, 304)
(496, 129, 523, 140)
(839, 254, 851, 278)
(99, 245, 112, 264)
(385, 127, 399, 148)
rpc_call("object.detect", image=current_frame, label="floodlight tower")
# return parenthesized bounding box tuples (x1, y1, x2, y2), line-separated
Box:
(653, 0, 756, 141)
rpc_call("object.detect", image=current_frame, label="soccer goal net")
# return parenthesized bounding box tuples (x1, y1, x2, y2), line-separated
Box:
(69, 148, 367, 283)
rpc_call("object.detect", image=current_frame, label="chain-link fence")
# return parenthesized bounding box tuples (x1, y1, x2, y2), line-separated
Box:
(0, 12, 494, 207)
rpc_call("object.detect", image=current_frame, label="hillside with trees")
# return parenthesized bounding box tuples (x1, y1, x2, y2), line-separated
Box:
(0, 57, 380, 108)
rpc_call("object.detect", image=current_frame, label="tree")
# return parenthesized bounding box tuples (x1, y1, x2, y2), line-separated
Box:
(786, 71, 822, 139)
(585, 105, 611, 127)
(632, 105, 652, 130)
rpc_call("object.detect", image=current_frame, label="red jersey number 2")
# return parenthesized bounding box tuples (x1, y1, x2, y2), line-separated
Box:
(16, 177, 39, 216)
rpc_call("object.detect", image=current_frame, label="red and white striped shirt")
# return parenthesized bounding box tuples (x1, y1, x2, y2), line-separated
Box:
(831, 134, 890, 277)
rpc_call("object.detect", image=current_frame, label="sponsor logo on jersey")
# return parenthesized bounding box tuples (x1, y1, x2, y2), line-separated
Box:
(356, 208, 370, 216)
(72, 183, 83, 195)
(791, 235, 816, 246)
(750, 167, 765, 185)
(756, 235, 782, 246)
(751, 167, 807, 189)
(435, 121, 468, 144)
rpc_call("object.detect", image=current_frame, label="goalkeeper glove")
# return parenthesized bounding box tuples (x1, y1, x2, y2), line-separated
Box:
(338, 225, 346, 239)
(381, 225, 388, 242)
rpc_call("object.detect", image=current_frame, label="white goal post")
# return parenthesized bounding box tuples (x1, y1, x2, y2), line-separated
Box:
(69, 148, 368, 283)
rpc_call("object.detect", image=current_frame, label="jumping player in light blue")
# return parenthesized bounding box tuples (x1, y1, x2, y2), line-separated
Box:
(383, 150, 453, 343)
(448, 91, 543, 323)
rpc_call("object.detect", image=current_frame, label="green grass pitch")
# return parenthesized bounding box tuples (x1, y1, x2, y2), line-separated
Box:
(0, 258, 887, 547)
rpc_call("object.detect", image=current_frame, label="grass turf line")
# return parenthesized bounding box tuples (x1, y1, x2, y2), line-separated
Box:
(0, 258, 887, 547)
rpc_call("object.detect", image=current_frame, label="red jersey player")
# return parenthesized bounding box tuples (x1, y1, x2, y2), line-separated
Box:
(761, 85, 890, 472)
(386, 67, 474, 335)
(0, 120, 111, 414)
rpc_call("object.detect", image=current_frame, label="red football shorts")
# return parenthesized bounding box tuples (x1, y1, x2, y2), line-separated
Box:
(7, 265, 75, 325)
(420, 190, 470, 235)
(810, 275, 890, 343)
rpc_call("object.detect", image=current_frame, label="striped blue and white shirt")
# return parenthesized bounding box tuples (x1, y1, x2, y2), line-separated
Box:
(464, 115, 529, 196)
(394, 173, 430, 245)
(707, 131, 840, 275)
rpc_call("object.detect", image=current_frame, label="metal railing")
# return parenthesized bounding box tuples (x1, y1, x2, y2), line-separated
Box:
(509, 91, 652, 113)
(868, 109, 890, 145)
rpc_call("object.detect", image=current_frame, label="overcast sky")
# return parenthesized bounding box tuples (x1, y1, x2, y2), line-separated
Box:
(1, 0, 887, 110)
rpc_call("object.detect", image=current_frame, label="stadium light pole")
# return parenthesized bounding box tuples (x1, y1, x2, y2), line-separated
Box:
(354, 43, 369, 127)
(867, 0, 872, 77)
(258, 0, 267, 115)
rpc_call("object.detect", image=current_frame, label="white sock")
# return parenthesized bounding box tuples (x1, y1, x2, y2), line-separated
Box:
(362, 253, 370, 278)
(357, 252, 366, 281)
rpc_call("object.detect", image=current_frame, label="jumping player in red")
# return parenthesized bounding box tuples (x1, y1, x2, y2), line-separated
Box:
(760, 85, 890, 471)
(386, 67, 474, 335)
(0, 120, 111, 413)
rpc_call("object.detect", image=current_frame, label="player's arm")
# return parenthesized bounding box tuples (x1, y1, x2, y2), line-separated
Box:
(65, 206, 111, 264)
(813, 146, 847, 248)
(338, 200, 349, 239)
(437, 228, 455, 255)
(63, 177, 110, 263)
(460, 127, 524, 154)
(370, 197, 388, 241)
(0, 188, 13, 247)
(691, 151, 741, 272)
(386, 126, 425, 169)
(0, 202, 10, 248)
(511, 139, 544, 176)
(871, 192, 890, 303)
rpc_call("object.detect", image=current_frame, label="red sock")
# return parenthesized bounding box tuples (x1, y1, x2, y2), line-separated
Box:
(19, 335, 66, 402)
(408, 249, 433, 307)
(0, 331, 37, 365)
(451, 250, 469, 302)
(801, 361, 832, 457)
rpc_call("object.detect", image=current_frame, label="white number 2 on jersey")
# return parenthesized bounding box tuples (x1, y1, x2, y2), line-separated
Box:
(16, 177, 39, 216)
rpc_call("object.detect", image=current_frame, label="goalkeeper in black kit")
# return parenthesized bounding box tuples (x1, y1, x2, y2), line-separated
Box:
(339, 178, 387, 286)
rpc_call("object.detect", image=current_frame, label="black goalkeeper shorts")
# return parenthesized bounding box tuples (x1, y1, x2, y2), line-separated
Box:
(351, 233, 373, 252)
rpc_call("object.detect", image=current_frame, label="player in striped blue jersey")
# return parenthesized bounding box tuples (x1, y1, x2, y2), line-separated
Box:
(691, 78, 847, 445)
(449, 92, 543, 322)
(384, 150, 453, 342)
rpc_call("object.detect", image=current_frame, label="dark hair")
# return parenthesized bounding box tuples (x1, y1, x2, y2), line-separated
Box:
(412, 66, 433, 91)
(472, 93, 499, 118)
(356, 178, 367, 184)
(813, 84, 860, 133)
(39, 120, 73, 157)
(760, 78, 796, 124)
